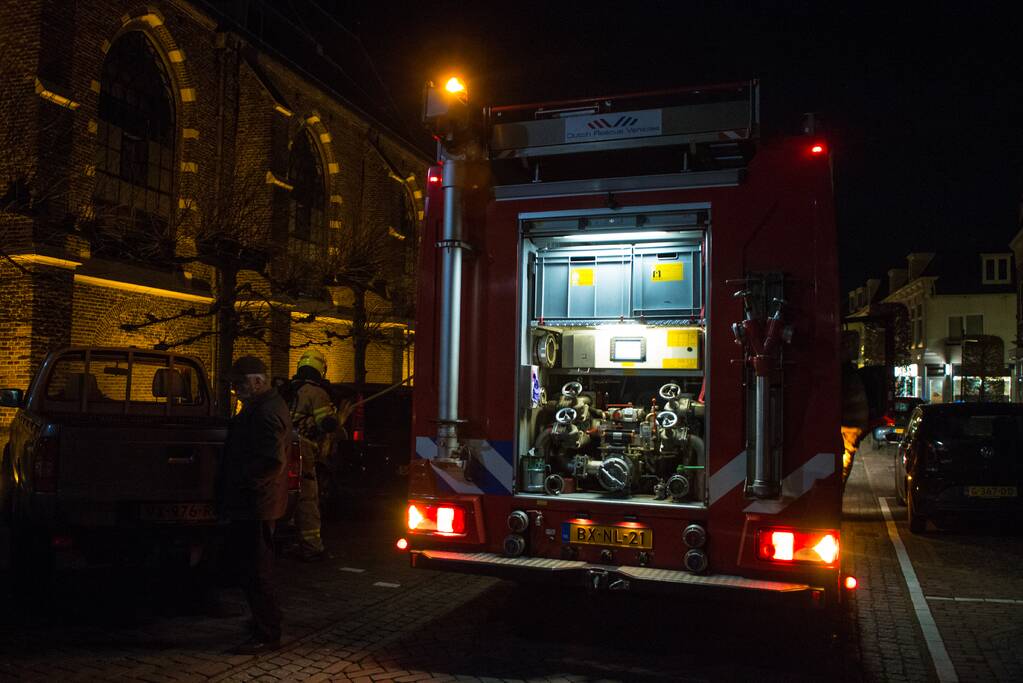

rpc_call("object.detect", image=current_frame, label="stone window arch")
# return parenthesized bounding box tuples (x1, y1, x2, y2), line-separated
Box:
(288, 127, 326, 245)
(93, 30, 176, 256)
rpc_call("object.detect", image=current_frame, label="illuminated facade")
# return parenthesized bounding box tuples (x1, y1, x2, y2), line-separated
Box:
(0, 1, 428, 435)
(846, 250, 1017, 403)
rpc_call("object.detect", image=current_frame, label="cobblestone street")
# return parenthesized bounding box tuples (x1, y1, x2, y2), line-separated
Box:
(1, 444, 1021, 682)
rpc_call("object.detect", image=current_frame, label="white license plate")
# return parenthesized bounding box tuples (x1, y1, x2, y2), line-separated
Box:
(965, 486, 1017, 498)
(139, 502, 216, 522)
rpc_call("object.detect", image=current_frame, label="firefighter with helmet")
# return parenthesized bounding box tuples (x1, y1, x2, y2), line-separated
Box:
(287, 349, 338, 561)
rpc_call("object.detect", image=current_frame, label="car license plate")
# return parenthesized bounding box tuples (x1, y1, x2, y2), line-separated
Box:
(965, 486, 1018, 498)
(894, 427, 905, 434)
(562, 522, 653, 549)
(139, 502, 216, 522)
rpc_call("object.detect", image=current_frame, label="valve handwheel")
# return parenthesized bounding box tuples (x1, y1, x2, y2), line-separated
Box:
(555, 407, 577, 425)
(659, 383, 681, 400)
(656, 411, 679, 429)
(561, 381, 583, 398)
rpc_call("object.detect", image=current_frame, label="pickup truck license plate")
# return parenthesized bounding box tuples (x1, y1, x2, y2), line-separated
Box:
(139, 502, 216, 522)
(966, 486, 1017, 498)
(562, 523, 653, 549)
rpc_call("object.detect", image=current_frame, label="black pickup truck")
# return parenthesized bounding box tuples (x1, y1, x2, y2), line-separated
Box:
(0, 347, 300, 581)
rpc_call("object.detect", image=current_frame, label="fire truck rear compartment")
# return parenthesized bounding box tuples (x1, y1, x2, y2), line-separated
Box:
(516, 208, 708, 507)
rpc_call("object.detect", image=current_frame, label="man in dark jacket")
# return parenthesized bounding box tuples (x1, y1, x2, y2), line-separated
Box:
(223, 356, 291, 654)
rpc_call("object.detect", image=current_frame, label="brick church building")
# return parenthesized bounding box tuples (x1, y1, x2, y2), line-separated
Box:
(0, 0, 430, 433)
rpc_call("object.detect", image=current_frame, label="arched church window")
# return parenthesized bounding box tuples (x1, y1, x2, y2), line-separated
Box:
(288, 128, 325, 245)
(93, 31, 175, 246)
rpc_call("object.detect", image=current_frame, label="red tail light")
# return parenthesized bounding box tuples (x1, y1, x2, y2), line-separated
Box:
(757, 528, 839, 566)
(352, 430, 363, 442)
(287, 438, 301, 492)
(407, 501, 466, 536)
(809, 142, 827, 155)
(33, 437, 59, 493)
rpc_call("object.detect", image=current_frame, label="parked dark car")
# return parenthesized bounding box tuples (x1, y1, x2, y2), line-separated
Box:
(893, 402, 1023, 533)
(873, 396, 926, 447)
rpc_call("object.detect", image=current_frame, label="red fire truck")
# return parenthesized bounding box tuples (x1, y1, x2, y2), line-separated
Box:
(402, 80, 852, 608)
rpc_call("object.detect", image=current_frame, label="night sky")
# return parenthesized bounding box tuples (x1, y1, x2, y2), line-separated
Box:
(324, 2, 1022, 293)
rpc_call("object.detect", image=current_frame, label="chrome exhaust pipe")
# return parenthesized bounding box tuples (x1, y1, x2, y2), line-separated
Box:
(436, 160, 470, 462)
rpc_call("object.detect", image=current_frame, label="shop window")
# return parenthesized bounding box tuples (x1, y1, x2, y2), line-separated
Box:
(288, 128, 326, 245)
(92, 31, 175, 262)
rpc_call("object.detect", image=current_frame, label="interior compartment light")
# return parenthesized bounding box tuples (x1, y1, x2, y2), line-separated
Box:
(757, 528, 840, 566)
(407, 501, 467, 535)
(555, 230, 680, 243)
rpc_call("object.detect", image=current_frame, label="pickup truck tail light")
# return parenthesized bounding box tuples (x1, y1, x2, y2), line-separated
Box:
(33, 436, 59, 493)
(286, 437, 301, 492)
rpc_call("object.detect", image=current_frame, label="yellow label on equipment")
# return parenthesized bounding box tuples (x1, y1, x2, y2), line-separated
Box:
(650, 262, 683, 282)
(620, 362, 635, 367)
(571, 268, 594, 286)
(662, 358, 699, 369)
(667, 329, 699, 348)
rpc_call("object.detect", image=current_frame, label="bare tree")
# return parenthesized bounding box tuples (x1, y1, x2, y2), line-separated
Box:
(112, 168, 314, 413)
(860, 302, 911, 368)
(962, 334, 1006, 402)
(322, 139, 416, 388)
(116, 148, 415, 408)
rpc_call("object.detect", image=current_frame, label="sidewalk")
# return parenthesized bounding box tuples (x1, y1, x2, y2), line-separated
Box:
(842, 444, 935, 682)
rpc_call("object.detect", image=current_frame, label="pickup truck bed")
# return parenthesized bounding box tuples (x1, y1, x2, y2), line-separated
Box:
(1, 348, 298, 581)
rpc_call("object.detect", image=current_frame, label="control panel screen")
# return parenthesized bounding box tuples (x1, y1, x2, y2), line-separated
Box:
(610, 337, 646, 362)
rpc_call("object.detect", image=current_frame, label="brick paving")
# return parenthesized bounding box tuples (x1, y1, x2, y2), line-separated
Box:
(1, 450, 1021, 681)
(860, 441, 1023, 682)
(842, 443, 935, 682)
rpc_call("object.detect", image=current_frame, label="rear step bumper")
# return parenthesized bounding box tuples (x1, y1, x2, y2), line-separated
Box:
(410, 550, 827, 605)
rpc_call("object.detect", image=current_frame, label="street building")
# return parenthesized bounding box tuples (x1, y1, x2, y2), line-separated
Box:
(846, 249, 1017, 402)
